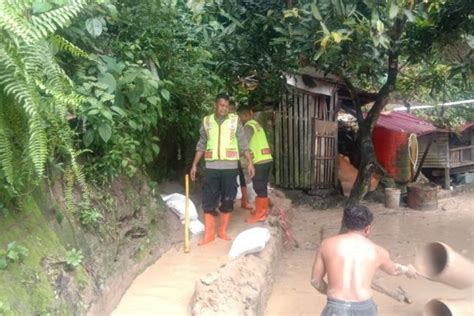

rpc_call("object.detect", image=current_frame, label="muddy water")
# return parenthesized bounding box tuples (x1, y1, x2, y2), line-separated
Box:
(112, 208, 253, 316)
(265, 193, 474, 316)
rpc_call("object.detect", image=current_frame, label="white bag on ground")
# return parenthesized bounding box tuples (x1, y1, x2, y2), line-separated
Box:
(189, 219, 204, 234)
(228, 227, 271, 259)
(161, 193, 203, 234)
(162, 193, 198, 221)
(235, 176, 257, 203)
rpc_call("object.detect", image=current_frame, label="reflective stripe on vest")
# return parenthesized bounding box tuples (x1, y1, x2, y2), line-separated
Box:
(245, 119, 272, 164)
(203, 114, 239, 161)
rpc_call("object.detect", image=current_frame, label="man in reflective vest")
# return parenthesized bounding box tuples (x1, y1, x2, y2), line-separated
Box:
(229, 103, 253, 210)
(191, 94, 255, 245)
(238, 108, 273, 223)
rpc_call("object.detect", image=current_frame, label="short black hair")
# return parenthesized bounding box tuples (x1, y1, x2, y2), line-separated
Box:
(215, 93, 230, 102)
(342, 205, 373, 230)
(237, 108, 252, 115)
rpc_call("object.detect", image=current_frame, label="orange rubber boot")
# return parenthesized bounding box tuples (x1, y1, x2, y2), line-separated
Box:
(199, 213, 215, 246)
(245, 197, 268, 224)
(240, 187, 253, 211)
(217, 212, 232, 240)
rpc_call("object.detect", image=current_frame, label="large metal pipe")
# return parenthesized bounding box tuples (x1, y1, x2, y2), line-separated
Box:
(415, 242, 474, 289)
(423, 298, 474, 316)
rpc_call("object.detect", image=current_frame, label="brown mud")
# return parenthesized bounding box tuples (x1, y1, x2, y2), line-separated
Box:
(266, 188, 474, 316)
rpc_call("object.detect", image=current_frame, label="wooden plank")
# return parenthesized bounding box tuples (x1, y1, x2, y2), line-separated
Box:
(314, 126, 318, 189)
(334, 92, 339, 186)
(298, 93, 303, 187)
(303, 94, 309, 187)
(312, 119, 338, 188)
(275, 99, 281, 186)
(282, 92, 288, 188)
(294, 93, 300, 188)
(309, 96, 316, 187)
(288, 92, 294, 188)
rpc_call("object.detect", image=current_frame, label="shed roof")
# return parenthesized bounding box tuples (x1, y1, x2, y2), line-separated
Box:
(460, 121, 474, 131)
(375, 111, 441, 136)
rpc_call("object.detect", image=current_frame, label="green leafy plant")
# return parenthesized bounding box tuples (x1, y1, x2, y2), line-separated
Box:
(0, 0, 91, 198)
(0, 242, 29, 270)
(78, 206, 103, 227)
(0, 202, 9, 217)
(75, 55, 166, 182)
(0, 300, 12, 315)
(65, 248, 83, 270)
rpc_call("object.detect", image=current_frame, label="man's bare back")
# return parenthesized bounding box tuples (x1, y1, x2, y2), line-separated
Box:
(317, 232, 384, 300)
(311, 205, 416, 316)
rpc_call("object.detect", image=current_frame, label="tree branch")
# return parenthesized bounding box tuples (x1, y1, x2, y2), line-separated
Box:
(342, 77, 364, 125)
(366, 17, 405, 127)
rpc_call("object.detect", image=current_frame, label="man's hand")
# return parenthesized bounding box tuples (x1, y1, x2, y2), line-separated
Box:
(190, 151, 204, 182)
(405, 264, 418, 279)
(190, 165, 197, 182)
(394, 263, 417, 279)
(247, 163, 255, 179)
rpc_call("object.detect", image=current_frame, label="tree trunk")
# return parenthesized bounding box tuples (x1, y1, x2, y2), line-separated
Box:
(345, 123, 377, 207)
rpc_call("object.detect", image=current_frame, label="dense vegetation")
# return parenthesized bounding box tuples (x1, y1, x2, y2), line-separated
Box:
(1, 0, 472, 214)
(0, 0, 471, 312)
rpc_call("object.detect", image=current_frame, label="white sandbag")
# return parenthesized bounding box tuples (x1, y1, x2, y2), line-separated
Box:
(189, 219, 204, 234)
(236, 176, 243, 200)
(228, 227, 271, 259)
(162, 193, 198, 221)
(235, 176, 257, 203)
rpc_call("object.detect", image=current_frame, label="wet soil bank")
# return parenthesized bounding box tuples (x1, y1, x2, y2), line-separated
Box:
(0, 175, 180, 315)
(266, 186, 474, 315)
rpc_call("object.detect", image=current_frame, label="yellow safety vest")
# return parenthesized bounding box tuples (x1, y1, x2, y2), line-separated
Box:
(203, 114, 239, 161)
(245, 119, 272, 164)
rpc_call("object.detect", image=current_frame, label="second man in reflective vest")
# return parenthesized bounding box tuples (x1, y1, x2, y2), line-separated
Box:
(238, 108, 273, 223)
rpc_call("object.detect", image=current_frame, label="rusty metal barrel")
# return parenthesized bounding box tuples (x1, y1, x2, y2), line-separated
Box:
(423, 298, 474, 316)
(415, 242, 474, 289)
(407, 183, 438, 211)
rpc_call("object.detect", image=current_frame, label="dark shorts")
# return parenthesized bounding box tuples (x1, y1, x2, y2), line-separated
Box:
(252, 162, 272, 197)
(321, 298, 377, 316)
(202, 168, 238, 214)
(237, 161, 246, 188)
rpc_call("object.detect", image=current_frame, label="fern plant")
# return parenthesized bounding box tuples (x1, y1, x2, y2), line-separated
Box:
(0, 0, 90, 198)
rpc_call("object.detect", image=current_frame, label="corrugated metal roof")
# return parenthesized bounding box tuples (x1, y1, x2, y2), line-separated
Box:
(460, 121, 474, 131)
(375, 111, 440, 136)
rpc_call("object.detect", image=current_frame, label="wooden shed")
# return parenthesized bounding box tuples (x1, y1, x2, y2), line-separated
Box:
(372, 112, 442, 183)
(419, 121, 474, 188)
(273, 73, 338, 190)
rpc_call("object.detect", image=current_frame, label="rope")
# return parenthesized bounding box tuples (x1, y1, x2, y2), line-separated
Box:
(408, 133, 419, 168)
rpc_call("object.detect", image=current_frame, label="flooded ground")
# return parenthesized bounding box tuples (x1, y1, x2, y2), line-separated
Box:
(111, 208, 253, 316)
(111, 185, 474, 316)
(266, 190, 474, 316)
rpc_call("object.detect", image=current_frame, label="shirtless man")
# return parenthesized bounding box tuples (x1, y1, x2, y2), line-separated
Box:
(311, 205, 416, 316)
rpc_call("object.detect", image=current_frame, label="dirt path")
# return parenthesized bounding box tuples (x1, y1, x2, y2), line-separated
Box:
(266, 191, 474, 316)
(111, 207, 254, 316)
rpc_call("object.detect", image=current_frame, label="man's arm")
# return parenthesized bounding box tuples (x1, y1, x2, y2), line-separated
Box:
(243, 150, 255, 178)
(236, 120, 255, 178)
(378, 247, 417, 278)
(191, 124, 207, 181)
(311, 245, 328, 295)
(190, 151, 204, 181)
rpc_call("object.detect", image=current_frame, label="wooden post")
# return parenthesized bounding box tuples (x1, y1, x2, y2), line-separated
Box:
(184, 174, 190, 253)
(289, 92, 294, 188)
(444, 168, 450, 189)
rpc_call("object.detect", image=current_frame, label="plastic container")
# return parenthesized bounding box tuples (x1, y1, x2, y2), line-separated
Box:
(384, 188, 400, 208)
